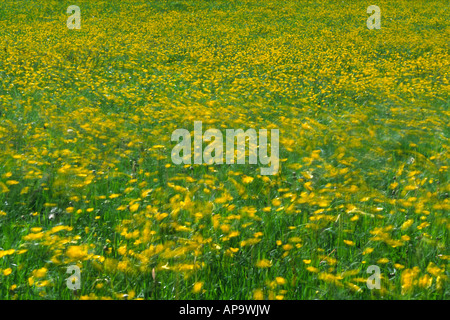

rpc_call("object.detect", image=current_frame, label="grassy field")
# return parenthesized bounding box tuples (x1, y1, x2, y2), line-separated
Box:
(0, 0, 448, 300)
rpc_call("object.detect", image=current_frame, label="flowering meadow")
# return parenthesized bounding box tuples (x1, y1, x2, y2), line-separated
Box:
(0, 0, 448, 300)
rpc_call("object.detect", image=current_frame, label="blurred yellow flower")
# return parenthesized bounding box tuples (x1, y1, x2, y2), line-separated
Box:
(377, 258, 389, 264)
(66, 245, 88, 261)
(129, 203, 140, 213)
(3, 268, 12, 276)
(307, 266, 319, 273)
(242, 176, 254, 184)
(32, 267, 47, 278)
(253, 289, 264, 300)
(256, 259, 272, 268)
(192, 281, 203, 294)
(343, 240, 355, 246)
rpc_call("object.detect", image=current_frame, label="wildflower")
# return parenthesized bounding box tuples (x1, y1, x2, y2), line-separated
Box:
(3, 268, 12, 276)
(66, 246, 88, 261)
(256, 259, 272, 268)
(253, 289, 264, 300)
(32, 267, 47, 278)
(242, 176, 254, 184)
(418, 274, 433, 288)
(129, 203, 140, 213)
(306, 266, 319, 273)
(401, 267, 421, 295)
(318, 272, 343, 286)
(401, 219, 414, 230)
(344, 240, 355, 246)
(192, 282, 203, 294)
(377, 258, 389, 264)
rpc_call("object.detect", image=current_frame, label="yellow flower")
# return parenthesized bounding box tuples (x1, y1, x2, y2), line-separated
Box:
(318, 272, 343, 286)
(401, 235, 410, 241)
(3, 268, 12, 276)
(127, 290, 136, 300)
(36, 280, 51, 287)
(117, 261, 129, 272)
(32, 267, 47, 278)
(3, 172, 12, 178)
(377, 258, 389, 264)
(256, 259, 272, 268)
(401, 267, 420, 295)
(288, 237, 301, 243)
(0, 249, 15, 258)
(242, 175, 254, 184)
(124, 187, 134, 194)
(401, 219, 414, 230)
(271, 198, 282, 206)
(129, 203, 140, 213)
(192, 281, 203, 294)
(275, 277, 286, 285)
(49, 225, 72, 234)
(306, 266, 319, 273)
(228, 231, 240, 238)
(346, 282, 362, 292)
(436, 276, 445, 290)
(23, 232, 44, 241)
(343, 240, 355, 246)
(426, 262, 444, 277)
(253, 289, 264, 300)
(0, 182, 10, 193)
(418, 274, 433, 288)
(66, 245, 88, 261)
(389, 182, 399, 189)
(66, 207, 75, 213)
